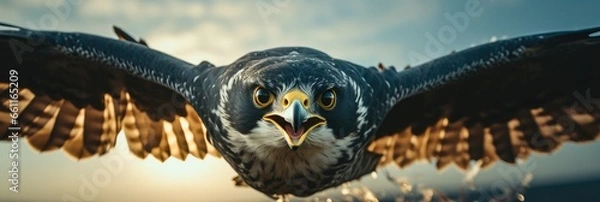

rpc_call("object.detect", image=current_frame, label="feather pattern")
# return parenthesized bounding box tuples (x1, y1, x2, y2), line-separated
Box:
(370, 26, 600, 170)
(0, 23, 218, 161)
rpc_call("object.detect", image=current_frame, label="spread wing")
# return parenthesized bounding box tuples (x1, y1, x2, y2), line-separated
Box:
(369, 27, 600, 170)
(0, 23, 217, 161)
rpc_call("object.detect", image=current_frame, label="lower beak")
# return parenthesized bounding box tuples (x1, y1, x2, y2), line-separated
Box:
(263, 100, 326, 150)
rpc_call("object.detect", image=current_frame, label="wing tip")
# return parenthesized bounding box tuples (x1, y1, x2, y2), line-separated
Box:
(580, 26, 600, 37)
(0, 22, 25, 30)
(544, 25, 600, 41)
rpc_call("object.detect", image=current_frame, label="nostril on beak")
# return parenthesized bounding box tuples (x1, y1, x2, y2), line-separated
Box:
(282, 89, 309, 109)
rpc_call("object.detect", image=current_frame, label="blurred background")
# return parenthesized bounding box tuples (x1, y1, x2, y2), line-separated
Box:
(1, 0, 600, 201)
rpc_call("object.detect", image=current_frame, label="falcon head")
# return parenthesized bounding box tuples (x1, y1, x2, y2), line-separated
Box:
(215, 47, 375, 195)
(219, 47, 365, 152)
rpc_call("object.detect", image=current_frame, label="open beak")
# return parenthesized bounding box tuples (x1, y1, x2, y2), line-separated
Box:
(263, 89, 326, 150)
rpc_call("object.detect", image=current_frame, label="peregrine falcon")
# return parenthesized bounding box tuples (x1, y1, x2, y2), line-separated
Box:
(1, 22, 599, 198)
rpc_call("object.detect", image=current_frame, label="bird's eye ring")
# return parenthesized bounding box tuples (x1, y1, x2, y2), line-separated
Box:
(253, 86, 274, 108)
(318, 89, 336, 110)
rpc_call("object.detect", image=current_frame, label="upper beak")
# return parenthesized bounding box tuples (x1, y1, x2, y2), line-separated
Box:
(263, 89, 326, 150)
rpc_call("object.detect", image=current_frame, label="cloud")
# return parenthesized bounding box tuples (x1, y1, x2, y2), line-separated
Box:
(138, 1, 439, 66)
(79, 0, 205, 20)
(0, 4, 19, 21)
(145, 19, 265, 65)
(5, 0, 440, 67)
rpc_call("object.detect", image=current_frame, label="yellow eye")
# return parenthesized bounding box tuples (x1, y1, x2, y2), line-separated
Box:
(253, 86, 274, 108)
(318, 89, 336, 110)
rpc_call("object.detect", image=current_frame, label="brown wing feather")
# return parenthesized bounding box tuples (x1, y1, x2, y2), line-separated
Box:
(370, 102, 600, 170)
(0, 77, 218, 162)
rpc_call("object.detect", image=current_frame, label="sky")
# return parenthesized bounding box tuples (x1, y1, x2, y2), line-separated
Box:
(1, 0, 600, 201)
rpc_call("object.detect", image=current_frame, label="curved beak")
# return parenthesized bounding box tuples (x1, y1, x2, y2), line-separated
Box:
(263, 89, 326, 150)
